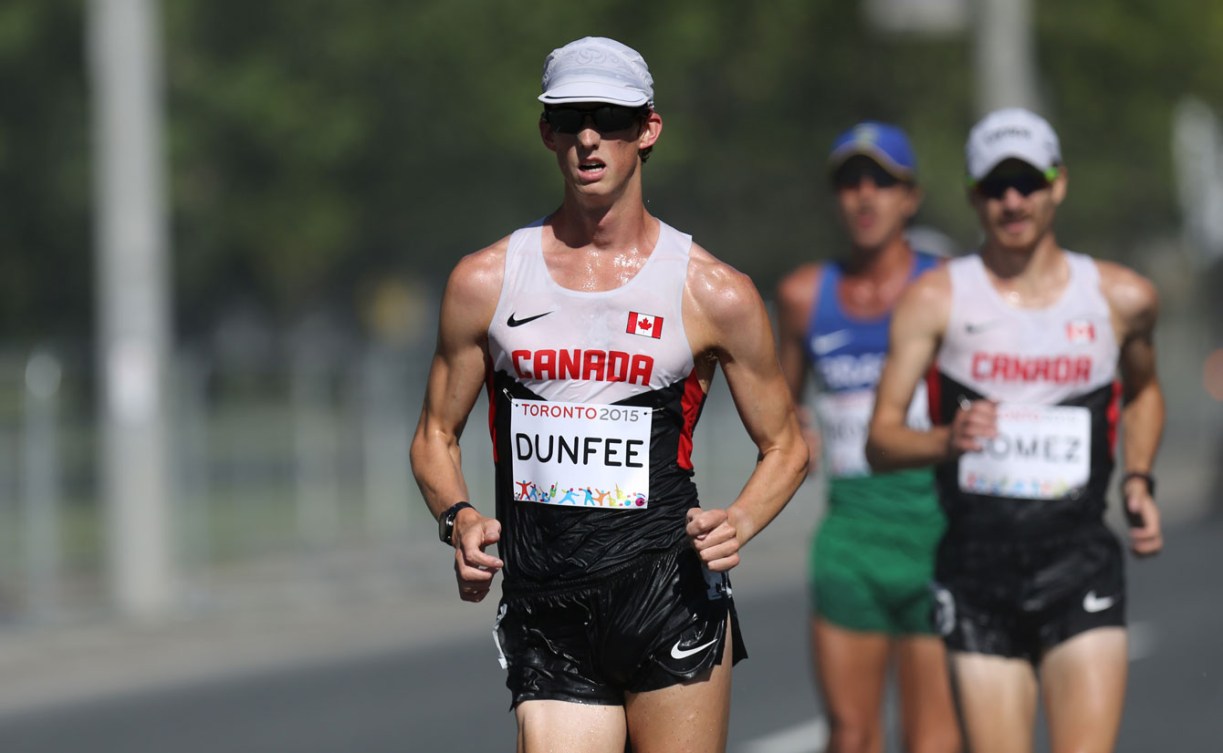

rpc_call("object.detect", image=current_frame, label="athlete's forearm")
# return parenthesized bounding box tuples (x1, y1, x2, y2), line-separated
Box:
(726, 437, 809, 545)
(1120, 380, 1165, 474)
(411, 343, 487, 521)
(865, 422, 953, 472)
(410, 423, 473, 521)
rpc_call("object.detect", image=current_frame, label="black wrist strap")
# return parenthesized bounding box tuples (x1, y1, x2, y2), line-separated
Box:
(1120, 471, 1155, 496)
(439, 501, 474, 545)
(443, 500, 474, 518)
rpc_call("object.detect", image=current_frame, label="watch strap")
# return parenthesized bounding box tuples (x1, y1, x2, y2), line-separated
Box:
(438, 501, 474, 545)
(1120, 471, 1155, 497)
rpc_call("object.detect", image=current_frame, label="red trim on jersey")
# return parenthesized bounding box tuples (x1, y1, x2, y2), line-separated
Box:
(1106, 379, 1122, 457)
(485, 368, 498, 463)
(676, 371, 707, 471)
(925, 366, 944, 425)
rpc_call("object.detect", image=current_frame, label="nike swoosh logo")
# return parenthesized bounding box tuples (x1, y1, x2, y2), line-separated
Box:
(1083, 591, 1116, 613)
(670, 637, 719, 660)
(964, 321, 996, 335)
(811, 329, 852, 355)
(506, 311, 553, 328)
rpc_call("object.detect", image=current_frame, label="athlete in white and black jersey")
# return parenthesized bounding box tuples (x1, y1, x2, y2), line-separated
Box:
(410, 37, 807, 753)
(866, 108, 1165, 753)
(487, 219, 707, 585)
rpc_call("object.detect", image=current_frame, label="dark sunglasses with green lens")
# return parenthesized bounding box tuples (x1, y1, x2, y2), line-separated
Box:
(974, 167, 1058, 200)
(542, 105, 648, 134)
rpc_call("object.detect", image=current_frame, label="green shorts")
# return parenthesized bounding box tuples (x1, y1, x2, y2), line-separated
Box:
(809, 513, 943, 635)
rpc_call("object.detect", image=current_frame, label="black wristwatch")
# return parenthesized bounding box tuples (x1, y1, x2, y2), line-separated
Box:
(438, 501, 474, 546)
(1120, 471, 1156, 497)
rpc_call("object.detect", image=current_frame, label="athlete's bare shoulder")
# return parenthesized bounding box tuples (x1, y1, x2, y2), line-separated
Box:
(893, 263, 952, 335)
(450, 235, 508, 295)
(1094, 259, 1159, 336)
(776, 261, 825, 320)
(686, 243, 763, 314)
(440, 235, 510, 335)
(684, 242, 769, 353)
(910, 261, 952, 292)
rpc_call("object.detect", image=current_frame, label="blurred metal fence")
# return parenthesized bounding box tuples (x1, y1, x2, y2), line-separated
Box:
(0, 335, 766, 626)
(0, 295, 1217, 628)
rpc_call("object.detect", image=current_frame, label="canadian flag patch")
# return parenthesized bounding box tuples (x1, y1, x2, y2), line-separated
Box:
(626, 311, 664, 339)
(1066, 320, 1096, 344)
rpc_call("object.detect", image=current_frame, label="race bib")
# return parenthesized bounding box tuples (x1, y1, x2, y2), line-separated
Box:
(814, 390, 873, 477)
(509, 398, 652, 509)
(958, 403, 1090, 499)
(814, 383, 929, 478)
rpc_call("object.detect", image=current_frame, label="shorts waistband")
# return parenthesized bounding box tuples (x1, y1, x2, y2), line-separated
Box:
(501, 540, 689, 599)
(942, 517, 1114, 550)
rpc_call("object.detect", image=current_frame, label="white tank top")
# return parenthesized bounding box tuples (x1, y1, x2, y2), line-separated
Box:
(485, 219, 706, 585)
(488, 220, 695, 403)
(933, 251, 1121, 518)
(938, 252, 1118, 404)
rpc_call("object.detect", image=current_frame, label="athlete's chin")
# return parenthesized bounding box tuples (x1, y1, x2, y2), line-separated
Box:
(991, 227, 1039, 251)
(570, 174, 616, 195)
(849, 227, 889, 251)
(571, 182, 626, 210)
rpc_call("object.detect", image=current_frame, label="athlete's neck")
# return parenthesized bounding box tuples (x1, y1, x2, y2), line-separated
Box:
(542, 206, 661, 293)
(836, 239, 916, 318)
(980, 237, 1070, 308)
(842, 235, 914, 280)
(548, 201, 657, 255)
(554, 163, 648, 243)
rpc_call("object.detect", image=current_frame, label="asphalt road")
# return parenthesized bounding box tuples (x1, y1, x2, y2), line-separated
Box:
(0, 515, 1219, 753)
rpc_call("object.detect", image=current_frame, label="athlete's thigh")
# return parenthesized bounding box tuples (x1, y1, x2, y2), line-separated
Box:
(515, 699, 626, 753)
(1039, 627, 1127, 753)
(894, 635, 961, 753)
(623, 619, 734, 753)
(951, 651, 1039, 753)
(812, 617, 891, 726)
(812, 516, 895, 633)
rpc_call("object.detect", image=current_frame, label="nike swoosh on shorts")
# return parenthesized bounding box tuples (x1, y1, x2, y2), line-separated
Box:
(670, 637, 718, 660)
(1083, 590, 1116, 613)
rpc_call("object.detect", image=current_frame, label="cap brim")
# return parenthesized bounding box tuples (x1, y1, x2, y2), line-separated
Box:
(828, 145, 914, 180)
(538, 81, 650, 107)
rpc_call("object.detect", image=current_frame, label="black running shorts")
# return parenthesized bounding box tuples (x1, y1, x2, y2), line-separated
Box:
(932, 521, 1126, 664)
(494, 543, 747, 706)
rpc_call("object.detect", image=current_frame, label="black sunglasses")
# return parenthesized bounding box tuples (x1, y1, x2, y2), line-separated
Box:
(832, 159, 904, 190)
(542, 105, 647, 135)
(975, 168, 1057, 200)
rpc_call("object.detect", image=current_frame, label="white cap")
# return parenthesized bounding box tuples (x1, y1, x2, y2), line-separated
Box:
(539, 37, 654, 107)
(965, 108, 1062, 181)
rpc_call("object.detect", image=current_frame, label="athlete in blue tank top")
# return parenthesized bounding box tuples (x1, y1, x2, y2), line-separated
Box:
(777, 122, 960, 753)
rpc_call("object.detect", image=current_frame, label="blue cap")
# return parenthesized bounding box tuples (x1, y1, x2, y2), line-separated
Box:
(828, 122, 917, 180)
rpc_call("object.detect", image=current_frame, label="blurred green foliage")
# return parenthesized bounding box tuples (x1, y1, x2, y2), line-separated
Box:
(0, 0, 1220, 342)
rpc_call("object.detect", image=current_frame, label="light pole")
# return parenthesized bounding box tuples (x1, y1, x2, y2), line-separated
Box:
(86, 0, 174, 621)
(972, 0, 1039, 114)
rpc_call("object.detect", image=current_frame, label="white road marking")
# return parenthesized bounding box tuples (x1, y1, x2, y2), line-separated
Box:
(739, 716, 828, 753)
